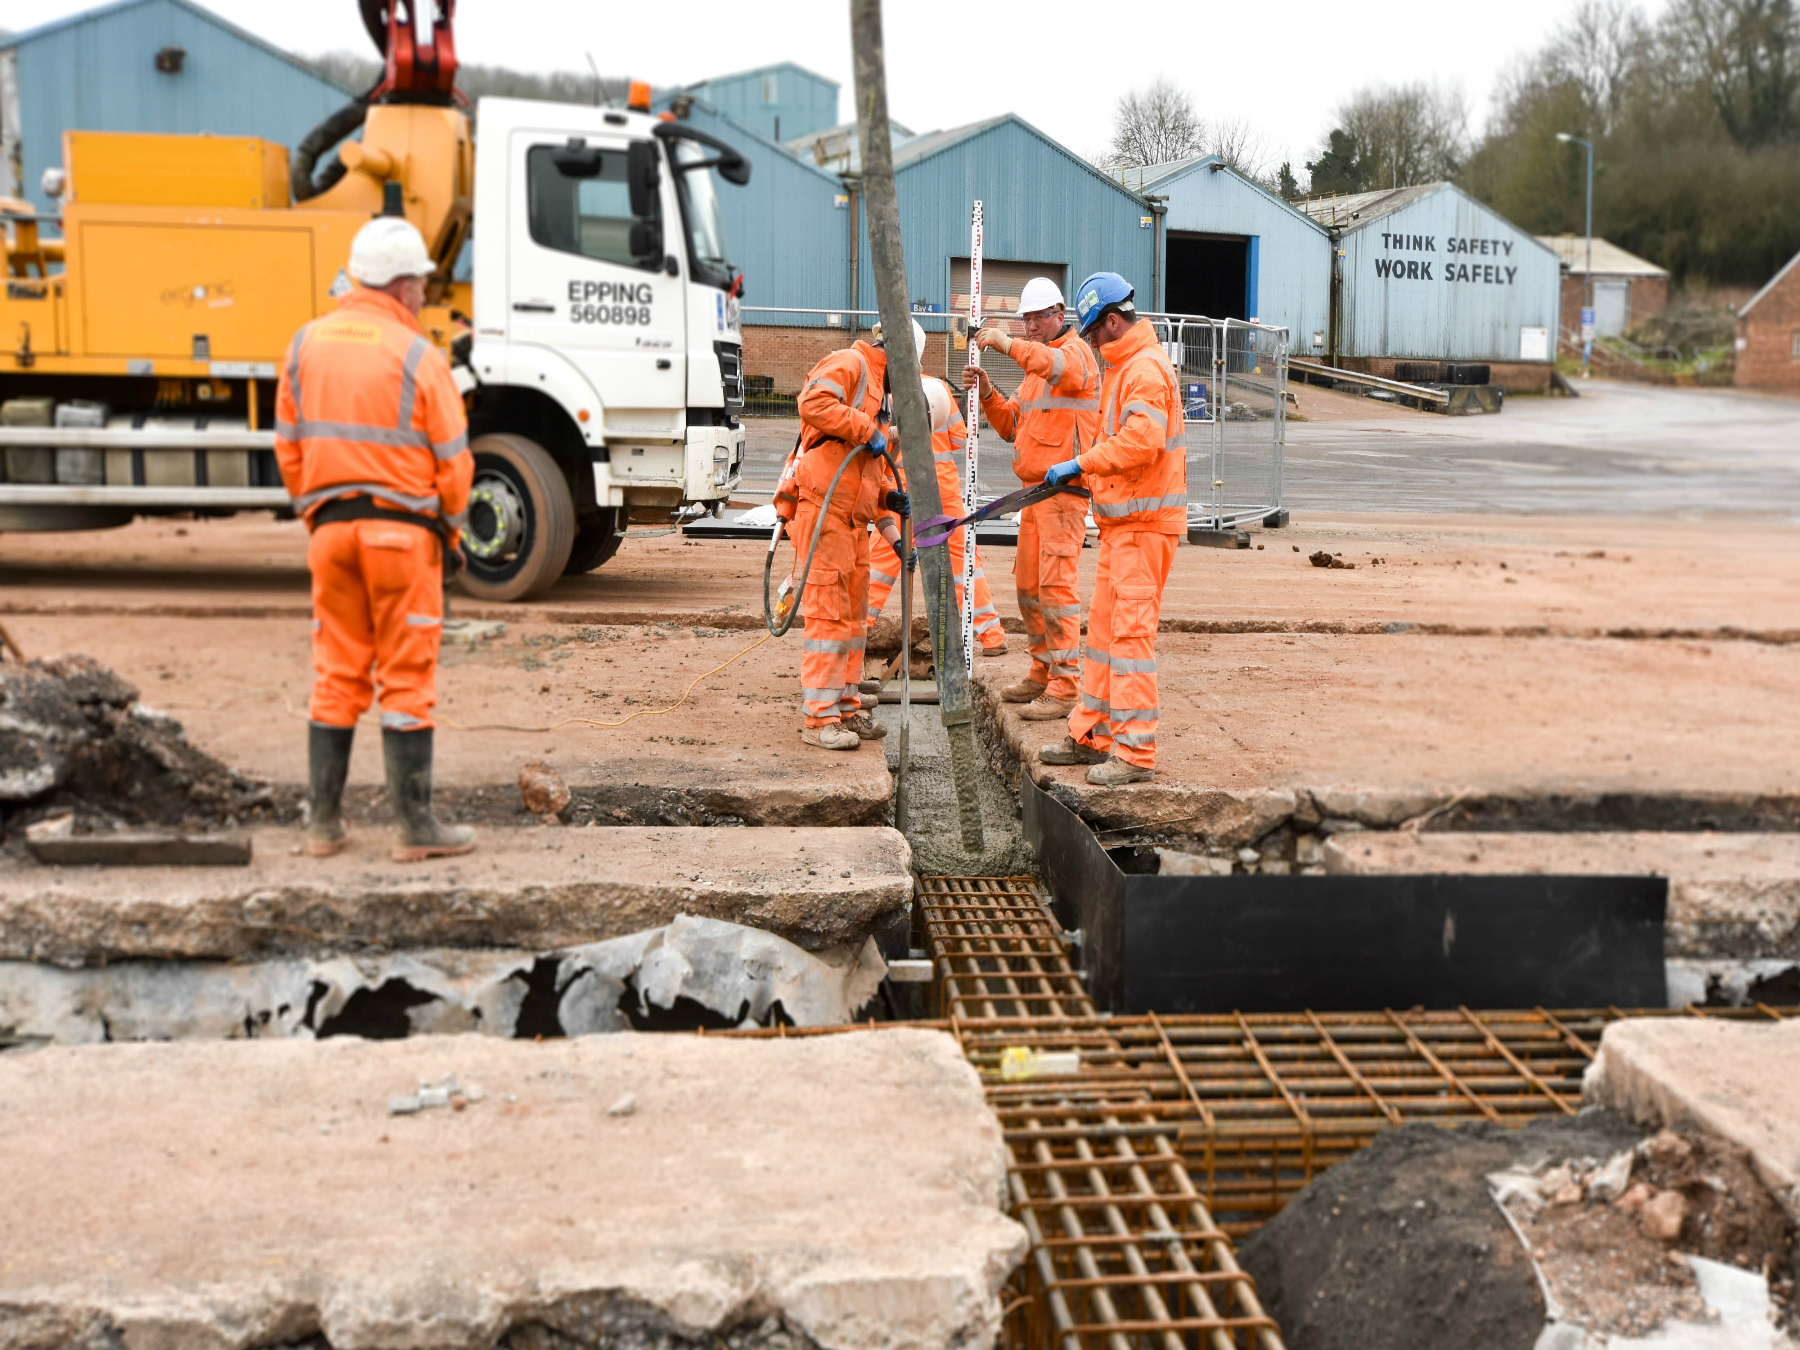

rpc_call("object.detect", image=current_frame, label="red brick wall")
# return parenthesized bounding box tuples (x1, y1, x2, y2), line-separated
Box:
(1735, 268, 1800, 389)
(1557, 274, 1670, 337)
(741, 325, 953, 394)
(1341, 356, 1551, 394)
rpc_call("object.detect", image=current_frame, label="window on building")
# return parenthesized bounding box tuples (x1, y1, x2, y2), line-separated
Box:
(1791, 329, 1800, 359)
(526, 143, 660, 271)
(762, 72, 779, 104)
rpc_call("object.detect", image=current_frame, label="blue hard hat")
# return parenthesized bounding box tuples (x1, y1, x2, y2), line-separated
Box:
(1073, 272, 1135, 333)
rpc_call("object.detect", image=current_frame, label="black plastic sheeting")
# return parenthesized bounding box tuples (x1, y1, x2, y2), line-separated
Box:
(1022, 774, 1667, 1013)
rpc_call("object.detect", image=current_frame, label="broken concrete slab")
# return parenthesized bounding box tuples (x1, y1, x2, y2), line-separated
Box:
(1324, 832, 1800, 959)
(1585, 1017, 1800, 1219)
(0, 1029, 1027, 1350)
(0, 825, 913, 964)
(0, 914, 888, 1045)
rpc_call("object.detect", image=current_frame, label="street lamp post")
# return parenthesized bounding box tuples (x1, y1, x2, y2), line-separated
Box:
(1556, 131, 1594, 376)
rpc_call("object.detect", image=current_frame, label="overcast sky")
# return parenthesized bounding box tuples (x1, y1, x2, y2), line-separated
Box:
(1, 0, 1662, 170)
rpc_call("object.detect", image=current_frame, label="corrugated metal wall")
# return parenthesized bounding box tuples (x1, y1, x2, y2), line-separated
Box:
(1153, 162, 1331, 346)
(691, 64, 838, 145)
(1339, 185, 1561, 361)
(866, 119, 1155, 321)
(676, 102, 851, 324)
(9, 0, 353, 212)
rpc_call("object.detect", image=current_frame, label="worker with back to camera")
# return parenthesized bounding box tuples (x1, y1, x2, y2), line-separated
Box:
(963, 277, 1100, 722)
(773, 320, 910, 750)
(863, 372, 1008, 672)
(1034, 272, 1184, 787)
(275, 216, 477, 859)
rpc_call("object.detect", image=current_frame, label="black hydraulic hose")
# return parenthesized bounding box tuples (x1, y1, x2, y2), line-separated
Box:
(762, 441, 903, 638)
(291, 97, 372, 203)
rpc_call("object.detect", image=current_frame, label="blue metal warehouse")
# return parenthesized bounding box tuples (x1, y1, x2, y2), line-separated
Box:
(0, 0, 353, 211)
(1304, 183, 1562, 390)
(1120, 155, 1332, 355)
(672, 62, 838, 146)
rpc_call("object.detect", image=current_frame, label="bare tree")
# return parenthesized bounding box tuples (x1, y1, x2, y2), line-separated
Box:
(1541, 0, 1652, 134)
(1204, 114, 1272, 179)
(1334, 82, 1469, 189)
(1662, 0, 1800, 146)
(1105, 78, 1206, 168)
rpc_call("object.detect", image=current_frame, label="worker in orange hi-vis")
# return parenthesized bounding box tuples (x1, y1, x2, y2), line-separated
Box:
(275, 216, 477, 860)
(775, 322, 909, 750)
(963, 277, 1100, 722)
(863, 375, 1007, 669)
(1034, 273, 1185, 787)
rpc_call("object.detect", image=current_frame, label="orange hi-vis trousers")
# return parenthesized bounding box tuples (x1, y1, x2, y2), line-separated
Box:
(1066, 529, 1176, 769)
(793, 498, 870, 728)
(308, 518, 444, 731)
(1014, 491, 1088, 700)
(865, 527, 1004, 652)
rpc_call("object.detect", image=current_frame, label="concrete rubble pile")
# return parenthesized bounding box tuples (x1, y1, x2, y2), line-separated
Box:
(0, 653, 276, 838)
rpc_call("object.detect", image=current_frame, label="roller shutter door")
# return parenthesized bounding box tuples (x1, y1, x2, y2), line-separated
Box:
(949, 259, 1069, 416)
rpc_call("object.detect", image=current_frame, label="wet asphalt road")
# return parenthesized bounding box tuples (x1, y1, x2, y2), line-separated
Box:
(740, 380, 1800, 519)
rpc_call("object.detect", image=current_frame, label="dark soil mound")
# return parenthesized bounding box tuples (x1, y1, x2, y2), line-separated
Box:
(1238, 1113, 1647, 1350)
(0, 654, 278, 841)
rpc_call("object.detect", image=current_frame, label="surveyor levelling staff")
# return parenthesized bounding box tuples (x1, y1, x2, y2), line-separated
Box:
(1035, 273, 1185, 787)
(864, 375, 1007, 666)
(774, 323, 911, 750)
(275, 216, 477, 860)
(964, 277, 1101, 722)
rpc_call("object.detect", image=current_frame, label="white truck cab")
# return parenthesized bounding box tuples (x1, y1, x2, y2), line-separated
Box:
(459, 99, 747, 597)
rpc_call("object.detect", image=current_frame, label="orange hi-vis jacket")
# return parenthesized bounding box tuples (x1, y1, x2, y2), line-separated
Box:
(275, 287, 473, 529)
(1076, 319, 1186, 535)
(777, 339, 899, 530)
(979, 323, 1102, 484)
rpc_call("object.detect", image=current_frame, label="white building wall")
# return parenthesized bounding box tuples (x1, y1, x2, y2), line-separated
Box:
(1339, 186, 1561, 362)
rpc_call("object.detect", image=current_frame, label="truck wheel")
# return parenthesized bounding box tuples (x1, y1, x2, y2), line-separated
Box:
(564, 508, 625, 574)
(456, 433, 574, 602)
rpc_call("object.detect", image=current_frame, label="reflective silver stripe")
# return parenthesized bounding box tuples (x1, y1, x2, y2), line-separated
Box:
(1092, 493, 1187, 517)
(973, 604, 998, 620)
(1019, 394, 1102, 414)
(869, 569, 898, 587)
(1121, 400, 1167, 428)
(804, 638, 852, 653)
(432, 431, 469, 460)
(397, 336, 429, 432)
(405, 614, 442, 628)
(1083, 645, 1109, 664)
(442, 509, 468, 530)
(1107, 706, 1158, 721)
(975, 614, 1001, 634)
(1046, 647, 1079, 662)
(381, 710, 427, 730)
(310, 619, 321, 632)
(1042, 602, 1081, 619)
(274, 419, 299, 440)
(1110, 656, 1157, 674)
(1164, 434, 1186, 454)
(293, 482, 442, 514)
(848, 635, 866, 650)
(285, 327, 306, 414)
(1047, 349, 1065, 385)
(933, 451, 959, 463)
(802, 686, 842, 703)
(847, 349, 871, 410)
(1017, 595, 1042, 611)
(1081, 691, 1110, 711)
(804, 376, 846, 400)
(1113, 730, 1157, 747)
(293, 419, 432, 449)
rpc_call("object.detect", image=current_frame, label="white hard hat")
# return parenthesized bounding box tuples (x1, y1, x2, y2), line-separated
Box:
(348, 217, 434, 287)
(1017, 276, 1065, 316)
(923, 376, 955, 434)
(872, 317, 928, 361)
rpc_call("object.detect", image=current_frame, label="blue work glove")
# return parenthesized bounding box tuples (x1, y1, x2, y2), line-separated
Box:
(1045, 457, 1083, 487)
(884, 489, 910, 517)
(866, 429, 888, 455)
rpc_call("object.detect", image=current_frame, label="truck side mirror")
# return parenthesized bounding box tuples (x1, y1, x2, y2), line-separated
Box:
(551, 138, 602, 178)
(717, 152, 750, 186)
(630, 220, 663, 261)
(627, 141, 660, 218)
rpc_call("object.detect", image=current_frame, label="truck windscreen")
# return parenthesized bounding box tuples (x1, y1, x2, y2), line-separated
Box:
(671, 139, 733, 290)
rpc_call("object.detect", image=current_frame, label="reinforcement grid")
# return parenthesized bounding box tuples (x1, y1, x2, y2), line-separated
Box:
(908, 874, 1797, 1350)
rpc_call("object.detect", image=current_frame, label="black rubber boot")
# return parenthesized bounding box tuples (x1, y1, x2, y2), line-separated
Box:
(382, 727, 476, 862)
(307, 722, 355, 857)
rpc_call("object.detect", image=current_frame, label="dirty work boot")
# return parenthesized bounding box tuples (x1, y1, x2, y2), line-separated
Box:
(307, 722, 355, 857)
(846, 711, 886, 740)
(1001, 677, 1046, 704)
(1017, 694, 1075, 722)
(1038, 735, 1109, 766)
(1087, 757, 1155, 786)
(801, 721, 860, 751)
(382, 727, 476, 863)
(979, 639, 1010, 656)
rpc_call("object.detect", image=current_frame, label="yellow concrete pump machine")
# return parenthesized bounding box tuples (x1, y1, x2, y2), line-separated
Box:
(0, 0, 751, 600)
